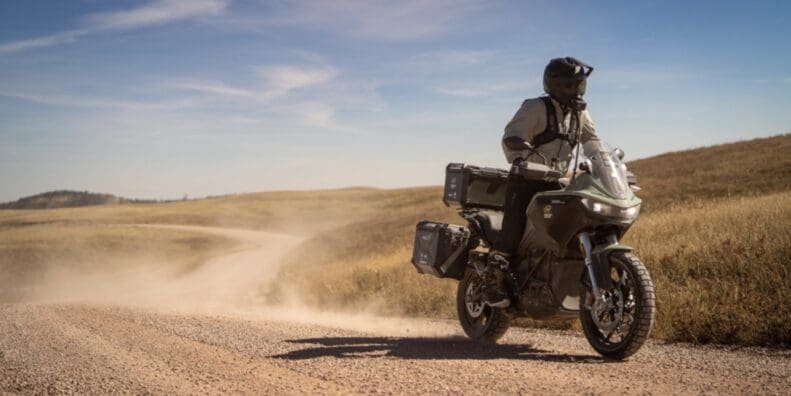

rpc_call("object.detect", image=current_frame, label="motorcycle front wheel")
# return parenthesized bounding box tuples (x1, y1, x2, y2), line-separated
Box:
(580, 252, 655, 359)
(456, 269, 511, 343)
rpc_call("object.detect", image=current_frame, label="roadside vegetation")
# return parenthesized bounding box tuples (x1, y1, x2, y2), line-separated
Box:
(1, 134, 788, 346)
(273, 134, 791, 347)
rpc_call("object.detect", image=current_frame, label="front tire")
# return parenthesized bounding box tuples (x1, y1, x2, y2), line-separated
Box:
(580, 252, 655, 359)
(456, 269, 511, 343)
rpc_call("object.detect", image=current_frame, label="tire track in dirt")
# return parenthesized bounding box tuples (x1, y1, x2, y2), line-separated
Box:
(1, 304, 788, 394)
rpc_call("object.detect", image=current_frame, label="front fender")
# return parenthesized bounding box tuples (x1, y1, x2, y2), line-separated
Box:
(592, 242, 633, 256)
(590, 243, 633, 289)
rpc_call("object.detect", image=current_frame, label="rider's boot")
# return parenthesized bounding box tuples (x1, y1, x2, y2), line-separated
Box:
(483, 251, 511, 308)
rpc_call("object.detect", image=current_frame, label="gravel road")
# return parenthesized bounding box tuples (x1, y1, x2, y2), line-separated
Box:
(1, 304, 789, 394)
(1, 225, 788, 394)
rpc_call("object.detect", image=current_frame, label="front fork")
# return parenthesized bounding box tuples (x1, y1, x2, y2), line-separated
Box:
(578, 232, 617, 310)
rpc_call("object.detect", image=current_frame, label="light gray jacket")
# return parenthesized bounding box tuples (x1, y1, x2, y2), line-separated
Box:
(502, 96, 599, 172)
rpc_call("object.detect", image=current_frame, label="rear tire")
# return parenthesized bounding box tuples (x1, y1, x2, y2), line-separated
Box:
(580, 252, 655, 359)
(457, 269, 511, 343)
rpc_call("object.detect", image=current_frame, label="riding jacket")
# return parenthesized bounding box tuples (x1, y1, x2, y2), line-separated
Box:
(502, 96, 599, 172)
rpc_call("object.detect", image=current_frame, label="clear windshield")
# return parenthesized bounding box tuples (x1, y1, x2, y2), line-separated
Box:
(581, 140, 631, 200)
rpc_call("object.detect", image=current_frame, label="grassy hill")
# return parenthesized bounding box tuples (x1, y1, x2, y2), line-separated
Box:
(271, 134, 791, 347)
(0, 190, 163, 210)
(627, 133, 791, 212)
(0, 134, 789, 346)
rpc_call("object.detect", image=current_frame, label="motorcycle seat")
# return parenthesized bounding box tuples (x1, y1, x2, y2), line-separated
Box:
(472, 210, 503, 244)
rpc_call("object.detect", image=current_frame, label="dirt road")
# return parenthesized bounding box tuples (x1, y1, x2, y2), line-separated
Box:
(1, 225, 788, 394)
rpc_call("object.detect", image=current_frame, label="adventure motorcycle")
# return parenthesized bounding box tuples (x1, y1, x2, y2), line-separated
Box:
(411, 138, 655, 359)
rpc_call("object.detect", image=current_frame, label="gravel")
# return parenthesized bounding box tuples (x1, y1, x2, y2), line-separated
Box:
(1, 303, 789, 395)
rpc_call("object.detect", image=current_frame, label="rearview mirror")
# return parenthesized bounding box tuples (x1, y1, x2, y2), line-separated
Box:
(613, 147, 625, 160)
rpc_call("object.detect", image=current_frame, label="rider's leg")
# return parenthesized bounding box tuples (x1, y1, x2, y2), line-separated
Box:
(496, 171, 534, 256)
(483, 169, 533, 307)
(485, 171, 558, 307)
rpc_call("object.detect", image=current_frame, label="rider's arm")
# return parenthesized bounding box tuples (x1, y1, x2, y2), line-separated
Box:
(579, 110, 599, 145)
(502, 99, 543, 163)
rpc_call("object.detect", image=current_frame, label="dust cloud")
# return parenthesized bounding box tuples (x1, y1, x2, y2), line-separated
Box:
(12, 224, 451, 338)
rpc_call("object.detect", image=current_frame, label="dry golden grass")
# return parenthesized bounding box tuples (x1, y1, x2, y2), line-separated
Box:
(274, 192, 791, 346)
(273, 134, 791, 347)
(627, 133, 791, 213)
(626, 192, 791, 345)
(0, 187, 439, 235)
(1, 134, 789, 346)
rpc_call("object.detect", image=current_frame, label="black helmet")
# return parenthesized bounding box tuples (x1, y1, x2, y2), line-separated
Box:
(543, 57, 593, 111)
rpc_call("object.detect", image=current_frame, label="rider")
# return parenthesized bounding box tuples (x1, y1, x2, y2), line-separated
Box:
(483, 57, 601, 308)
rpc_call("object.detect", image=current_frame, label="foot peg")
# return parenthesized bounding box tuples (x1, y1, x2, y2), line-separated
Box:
(483, 283, 510, 308)
(485, 295, 511, 309)
(483, 251, 511, 308)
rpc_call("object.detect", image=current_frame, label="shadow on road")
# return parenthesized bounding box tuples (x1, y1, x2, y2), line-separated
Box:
(272, 336, 606, 363)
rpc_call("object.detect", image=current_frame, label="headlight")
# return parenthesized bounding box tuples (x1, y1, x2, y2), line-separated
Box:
(581, 198, 640, 220)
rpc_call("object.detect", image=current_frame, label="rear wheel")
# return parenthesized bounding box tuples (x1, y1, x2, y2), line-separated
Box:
(456, 269, 511, 343)
(580, 252, 655, 359)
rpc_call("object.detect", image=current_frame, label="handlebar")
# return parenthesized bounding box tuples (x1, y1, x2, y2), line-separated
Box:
(512, 161, 563, 182)
(504, 136, 550, 166)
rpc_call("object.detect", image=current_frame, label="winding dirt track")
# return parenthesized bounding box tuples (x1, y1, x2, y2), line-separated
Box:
(1, 225, 789, 394)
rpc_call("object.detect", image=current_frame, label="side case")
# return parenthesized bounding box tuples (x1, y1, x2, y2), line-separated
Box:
(442, 163, 509, 209)
(443, 163, 467, 207)
(411, 221, 470, 280)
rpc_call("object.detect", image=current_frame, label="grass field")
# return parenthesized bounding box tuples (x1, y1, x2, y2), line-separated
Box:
(272, 191, 790, 345)
(1, 134, 789, 346)
(272, 134, 791, 347)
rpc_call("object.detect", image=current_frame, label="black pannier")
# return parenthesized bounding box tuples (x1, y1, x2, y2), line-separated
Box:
(443, 163, 509, 209)
(411, 221, 470, 280)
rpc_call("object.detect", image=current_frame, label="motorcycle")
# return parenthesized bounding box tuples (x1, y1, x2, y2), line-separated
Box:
(411, 137, 655, 359)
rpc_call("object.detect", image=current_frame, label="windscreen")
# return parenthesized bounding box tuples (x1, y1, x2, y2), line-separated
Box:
(581, 140, 632, 200)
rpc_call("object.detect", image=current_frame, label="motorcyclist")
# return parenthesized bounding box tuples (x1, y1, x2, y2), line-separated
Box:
(483, 57, 601, 308)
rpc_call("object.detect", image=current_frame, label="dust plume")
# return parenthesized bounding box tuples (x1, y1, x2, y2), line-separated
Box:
(8, 224, 450, 337)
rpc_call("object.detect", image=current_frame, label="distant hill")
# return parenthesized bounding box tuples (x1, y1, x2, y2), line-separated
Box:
(0, 190, 161, 210)
(627, 133, 791, 211)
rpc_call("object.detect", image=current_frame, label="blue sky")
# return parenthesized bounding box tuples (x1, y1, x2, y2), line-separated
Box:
(1, 0, 789, 201)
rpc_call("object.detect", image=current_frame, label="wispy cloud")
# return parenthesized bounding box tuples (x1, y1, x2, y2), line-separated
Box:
(0, 29, 90, 53)
(0, 0, 228, 53)
(255, 64, 336, 98)
(85, 0, 227, 30)
(434, 81, 536, 98)
(408, 50, 494, 68)
(595, 68, 697, 89)
(224, 0, 481, 41)
(165, 81, 261, 101)
(167, 63, 336, 102)
(436, 86, 503, 98)
(289, 101, 341, 129)
(0, 88, 205, 111)
(161, 61, 356, 132)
